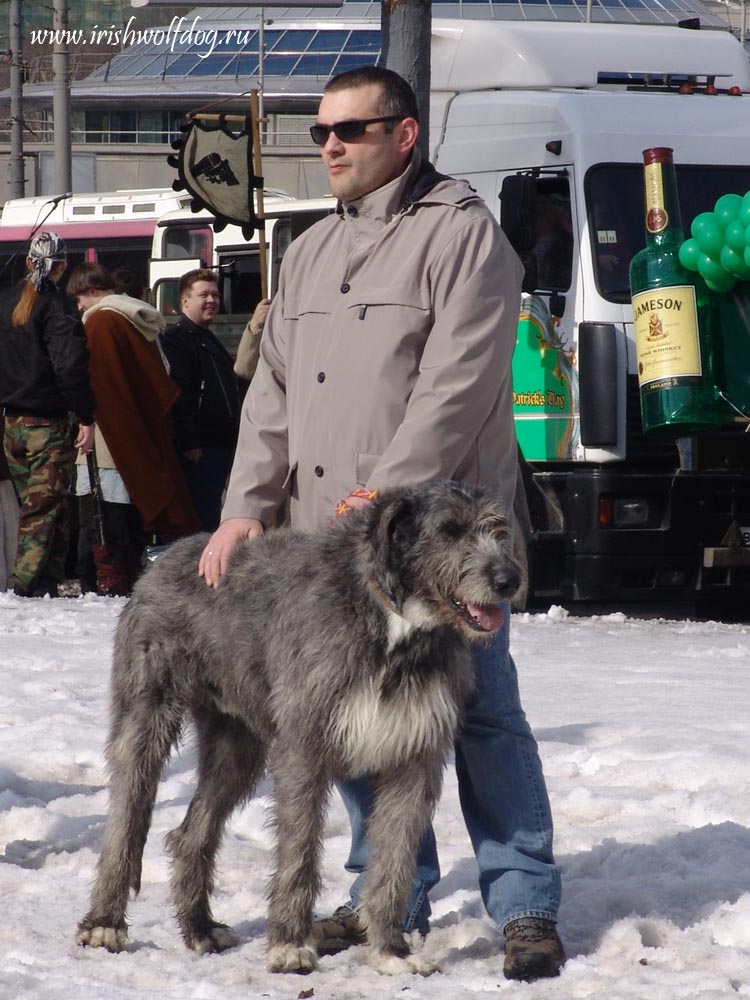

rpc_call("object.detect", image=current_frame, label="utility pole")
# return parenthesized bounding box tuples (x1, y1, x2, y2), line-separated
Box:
(53, 0, 72, 194)
(8, 0, 25, 197)
(380, 0, 431, 160)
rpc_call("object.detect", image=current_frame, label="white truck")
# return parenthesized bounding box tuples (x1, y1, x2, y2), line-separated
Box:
(154, 19, 750, 611)
(428, 18, 750, 611)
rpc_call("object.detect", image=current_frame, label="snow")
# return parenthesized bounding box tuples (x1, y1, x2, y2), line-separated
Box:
(1, 593, 749, 999)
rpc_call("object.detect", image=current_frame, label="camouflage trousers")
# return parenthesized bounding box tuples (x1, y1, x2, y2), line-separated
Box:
(3, 414, 74, 593)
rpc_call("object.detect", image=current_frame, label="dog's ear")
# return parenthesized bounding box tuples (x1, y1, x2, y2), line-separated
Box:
(370, 494, 417, 611)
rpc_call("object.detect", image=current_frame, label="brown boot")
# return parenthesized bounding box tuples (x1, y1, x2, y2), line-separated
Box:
(503, 917, 565, 982)
(313, 906, 367, 954)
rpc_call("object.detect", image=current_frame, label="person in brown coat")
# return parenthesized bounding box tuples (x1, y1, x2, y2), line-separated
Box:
(67, 262, 199, 596)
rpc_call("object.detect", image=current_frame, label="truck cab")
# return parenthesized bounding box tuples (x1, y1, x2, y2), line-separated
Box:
(430, 19, 750, 609)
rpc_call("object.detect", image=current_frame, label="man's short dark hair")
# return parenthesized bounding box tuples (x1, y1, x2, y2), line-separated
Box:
(66, 261, 115, 298)
(111, 266, 145, 300)
(178, 268, 219, 297)
(324, 66, 419, 123)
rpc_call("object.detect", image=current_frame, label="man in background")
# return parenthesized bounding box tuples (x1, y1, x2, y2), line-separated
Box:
(161, 269, 240, 532)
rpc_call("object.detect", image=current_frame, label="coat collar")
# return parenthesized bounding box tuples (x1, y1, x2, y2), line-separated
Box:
(336, 149, 479, 224)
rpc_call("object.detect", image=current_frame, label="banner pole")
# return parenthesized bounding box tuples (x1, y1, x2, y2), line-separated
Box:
(250, 89, 268, 300)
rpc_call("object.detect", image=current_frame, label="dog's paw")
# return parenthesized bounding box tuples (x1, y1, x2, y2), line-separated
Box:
(368, 948, 439, 976)
(76, 923, 128, 952)
(187, 922, 239, 955)
(267, 942, 318, 974)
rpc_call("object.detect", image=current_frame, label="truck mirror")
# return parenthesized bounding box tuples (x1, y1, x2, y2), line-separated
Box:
(549, 291, 566, 318)
(500, 174, 538, 255)
(519, 253, 539, 294)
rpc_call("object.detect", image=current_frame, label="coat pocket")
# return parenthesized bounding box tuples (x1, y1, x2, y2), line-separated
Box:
(283, 293, 331, 321)
(345, 285, 430, 325)
(281, 460, 298, 490)
(354, 451, 381, 486)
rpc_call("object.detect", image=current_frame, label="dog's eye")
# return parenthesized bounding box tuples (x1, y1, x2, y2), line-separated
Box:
(438, 519, 464, 538)
(479, 517, 509, 537)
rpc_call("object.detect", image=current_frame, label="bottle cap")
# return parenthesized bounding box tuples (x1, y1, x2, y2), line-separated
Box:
(643, 147, 674, 165)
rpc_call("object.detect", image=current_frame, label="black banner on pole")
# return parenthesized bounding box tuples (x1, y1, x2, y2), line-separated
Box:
(168, 116, 263, 239)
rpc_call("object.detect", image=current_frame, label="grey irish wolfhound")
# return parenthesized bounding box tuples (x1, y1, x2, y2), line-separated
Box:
(76, 480, 523, 975)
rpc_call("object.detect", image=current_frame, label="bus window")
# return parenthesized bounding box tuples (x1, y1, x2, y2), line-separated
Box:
(217, 250, 262, 316)
(154, 278, 181, 316)
(163, 226, 212, 265)
(271, 220, 291, 297)
(95, 245, 150, 292)
(0, 238, 153, 295)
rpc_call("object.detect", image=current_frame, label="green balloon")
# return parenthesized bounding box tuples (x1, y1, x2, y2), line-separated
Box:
(691, 214, 724, 257)
(697, 252, 730, 282)
(725, 219, 747, 253)
(739, 193, 750, 227)
(705, 272, 737, 293)
(744, 246, 750, 270)
(714, 193, 743, 229)
(678, 239, 701, 271)
(720, 244, 750, 279)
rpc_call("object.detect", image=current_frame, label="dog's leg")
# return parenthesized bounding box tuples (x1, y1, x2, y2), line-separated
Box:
(77, 687, 183, 952)
(266, 752, 330, 974)
(165, 705, 266, 955)
(360, 758, 443, 976)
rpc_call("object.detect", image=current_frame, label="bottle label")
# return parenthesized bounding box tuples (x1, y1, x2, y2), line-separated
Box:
(644, 162, 668, 233)
(632, 285, 702, 389)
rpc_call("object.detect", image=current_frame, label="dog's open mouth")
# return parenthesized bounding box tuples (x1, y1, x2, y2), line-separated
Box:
(449, 598, 505, 633)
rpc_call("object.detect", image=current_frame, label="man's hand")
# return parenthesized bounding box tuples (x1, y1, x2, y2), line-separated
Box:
(248, 298, 271, 337)
(199, 517, 264, 588)
(76, 423, 95, 454)
(335, 487, 378, 517)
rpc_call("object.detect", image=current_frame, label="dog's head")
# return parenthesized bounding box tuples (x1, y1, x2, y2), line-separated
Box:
(359, 480, 524, 641)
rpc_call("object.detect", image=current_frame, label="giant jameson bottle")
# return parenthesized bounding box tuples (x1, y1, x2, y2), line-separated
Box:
(629, 146, 726, 434)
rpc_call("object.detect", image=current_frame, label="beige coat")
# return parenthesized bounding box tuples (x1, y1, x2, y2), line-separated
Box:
(222, 152, 524, 533)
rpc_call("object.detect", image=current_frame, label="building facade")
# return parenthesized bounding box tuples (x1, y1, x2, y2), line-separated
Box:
(0, 0, 745, 201)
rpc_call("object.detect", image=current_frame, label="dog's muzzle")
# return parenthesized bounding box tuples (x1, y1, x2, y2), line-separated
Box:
(449, 597, 505, 633)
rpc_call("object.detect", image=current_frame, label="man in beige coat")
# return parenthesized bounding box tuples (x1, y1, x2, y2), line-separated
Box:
(199, 66, 564, 982)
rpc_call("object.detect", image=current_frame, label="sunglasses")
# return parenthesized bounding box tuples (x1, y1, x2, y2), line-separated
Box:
(309, 115, 403, 146)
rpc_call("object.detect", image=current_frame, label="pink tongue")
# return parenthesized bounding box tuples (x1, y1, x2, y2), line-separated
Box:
(466, 603, 505, 632)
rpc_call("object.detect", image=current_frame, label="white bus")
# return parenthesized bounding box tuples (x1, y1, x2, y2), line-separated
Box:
(0, 188, 192, 292)
(149, 194, 335, 317)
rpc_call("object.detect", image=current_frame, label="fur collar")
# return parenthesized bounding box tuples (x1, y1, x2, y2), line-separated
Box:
(83, 294, 166, 342)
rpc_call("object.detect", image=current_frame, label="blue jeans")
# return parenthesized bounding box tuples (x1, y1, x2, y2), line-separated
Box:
(179, 444, 234, 533)
(338, 610, 561, 932)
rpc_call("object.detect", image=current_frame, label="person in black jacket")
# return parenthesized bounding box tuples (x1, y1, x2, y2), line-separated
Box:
(0, 232, 95, 597)
(161, 268, 239, 532)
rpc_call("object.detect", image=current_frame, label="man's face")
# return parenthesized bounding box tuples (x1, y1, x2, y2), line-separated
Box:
(316, 83, 416, 202)
(75, 289, 104, 313)
(180, 280, 220, 327)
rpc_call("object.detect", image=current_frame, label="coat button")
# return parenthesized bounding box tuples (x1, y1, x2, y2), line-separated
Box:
(314, 465, 324, 477)
(347, 206, 358, 217)
(317, 372, 326, 383)
(340, 282, 350, 293)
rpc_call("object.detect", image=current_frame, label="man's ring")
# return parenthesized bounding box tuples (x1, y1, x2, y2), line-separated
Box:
(208, 550, 213, 555)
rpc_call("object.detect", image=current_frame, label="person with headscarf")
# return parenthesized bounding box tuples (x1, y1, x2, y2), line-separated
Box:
(0, 231, 95, 598)
(66, 261, 199, 596)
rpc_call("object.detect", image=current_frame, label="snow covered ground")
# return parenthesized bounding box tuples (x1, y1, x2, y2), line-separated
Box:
(1, 592, 749, 999)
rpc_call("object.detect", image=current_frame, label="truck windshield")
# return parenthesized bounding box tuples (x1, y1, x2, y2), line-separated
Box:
(586, 163, 750, 304)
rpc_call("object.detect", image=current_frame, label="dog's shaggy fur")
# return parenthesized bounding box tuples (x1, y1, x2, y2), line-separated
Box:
(76, 480, 523, 974)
